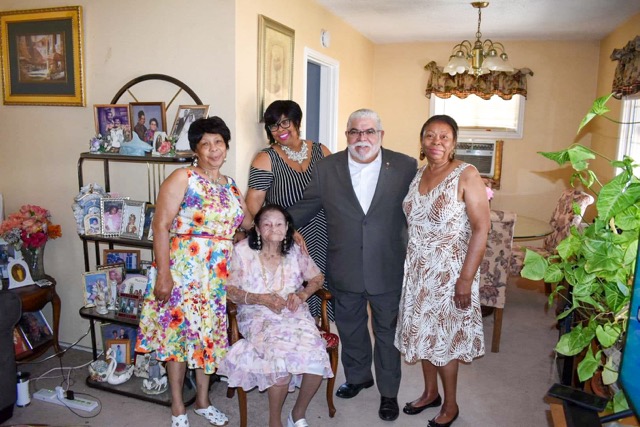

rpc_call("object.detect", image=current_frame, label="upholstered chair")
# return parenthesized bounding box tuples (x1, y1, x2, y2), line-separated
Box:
(479, 210, 517, 353)
(509, 189, 594, 278)
(226, 289, 339, 427)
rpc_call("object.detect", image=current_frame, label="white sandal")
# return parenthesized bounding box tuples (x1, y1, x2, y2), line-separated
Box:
(171, 413, 190, 427)
(287, 411, 309, 427)
(194, 405, 228, 426)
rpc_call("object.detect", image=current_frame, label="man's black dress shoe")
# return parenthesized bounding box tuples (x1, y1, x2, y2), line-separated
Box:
(403, 394, 442, 415)
(335, 380, 374, 398)
(379, 396, 399, 421)
(428, 410, 459, 427)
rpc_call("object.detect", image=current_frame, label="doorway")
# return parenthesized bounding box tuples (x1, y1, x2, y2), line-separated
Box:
(303, 48, 339, 153)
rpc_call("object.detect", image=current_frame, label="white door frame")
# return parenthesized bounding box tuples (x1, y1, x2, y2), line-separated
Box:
(303, 47, 339, 153)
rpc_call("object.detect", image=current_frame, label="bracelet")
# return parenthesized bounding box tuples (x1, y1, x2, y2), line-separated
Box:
(236, 227, 246, 233)
(244, 291, 249, 304)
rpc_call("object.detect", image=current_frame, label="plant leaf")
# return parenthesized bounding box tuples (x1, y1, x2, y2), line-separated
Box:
(602, 354, 619, 385)
(597, 175, 640, 221)
(577, 346, 600, 382)
(555, 323, 596, 356)
(595, 324, 621, 348)
(521, 250, 548, 280)
(566, 145, 597, 171)
(578, 93, 613, 132)
(612, 390, 629, 413)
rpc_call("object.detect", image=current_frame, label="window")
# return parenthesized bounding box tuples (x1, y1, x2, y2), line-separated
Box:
(617, 95, 640, 171)
(430, 94, 525, 139)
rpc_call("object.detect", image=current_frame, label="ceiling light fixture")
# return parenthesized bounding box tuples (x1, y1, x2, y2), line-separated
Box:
(443, 2, 514, 77)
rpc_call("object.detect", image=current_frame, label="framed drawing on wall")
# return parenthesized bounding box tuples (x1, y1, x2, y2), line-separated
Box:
(257, 15, 294, 121)
(0, 6, 85, 106)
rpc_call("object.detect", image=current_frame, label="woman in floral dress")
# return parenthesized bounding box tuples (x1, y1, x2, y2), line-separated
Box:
(136, 117, 252, 427)
(218, 204, 333, 427)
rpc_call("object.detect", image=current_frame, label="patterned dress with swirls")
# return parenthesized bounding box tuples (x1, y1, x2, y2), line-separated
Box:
(217, 240, 333, 392)
(136, 169, 244, 374)
(394, 164, 485, 365)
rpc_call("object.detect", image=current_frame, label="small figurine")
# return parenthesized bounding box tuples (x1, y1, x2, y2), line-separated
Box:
(94, 280, 108, 315)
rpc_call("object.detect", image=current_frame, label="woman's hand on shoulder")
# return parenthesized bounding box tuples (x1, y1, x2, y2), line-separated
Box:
(292, 230, 308, 255)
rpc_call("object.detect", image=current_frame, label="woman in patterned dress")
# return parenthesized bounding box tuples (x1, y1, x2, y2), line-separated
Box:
(246, 100, 333, 321)
(136, 117, 252, 427)
(394, 115, 490, 427)
(218, 204, 333, 427)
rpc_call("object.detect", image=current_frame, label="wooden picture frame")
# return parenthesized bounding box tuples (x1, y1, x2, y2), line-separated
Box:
(103, 249, 141, 273)
(119, 200, 146, 240)
(82, 270, 108, 308)
(105, 338, 130, 365)
(0, 6, 85, 106)
(129, 102, 166, 144)
(17, 310, 53, 349)
(100, 198, 126, 237)
(170, 105, 210, 152)
(117, 293, 141, 320)
(257, 15, 294, 121)
(94, 104, 131, 140)
(143, 204, 155, 241)
(100, 323, 136, 363)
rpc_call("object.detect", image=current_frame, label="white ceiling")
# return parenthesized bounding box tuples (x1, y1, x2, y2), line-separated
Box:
(314, 0, 640, 44)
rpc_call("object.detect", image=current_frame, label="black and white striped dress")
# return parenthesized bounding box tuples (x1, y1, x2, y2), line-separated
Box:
(248, 142, 333, 320)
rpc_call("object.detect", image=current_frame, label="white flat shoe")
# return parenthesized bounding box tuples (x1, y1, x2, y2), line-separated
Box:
(194, 405, 229, 426)
(287, 411, 309, 427)
(171, 413, 189, 427)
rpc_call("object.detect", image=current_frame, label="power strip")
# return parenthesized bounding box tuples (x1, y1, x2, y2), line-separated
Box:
(33, 388, 98, 412)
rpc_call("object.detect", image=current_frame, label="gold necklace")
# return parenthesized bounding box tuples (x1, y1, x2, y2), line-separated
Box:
(258, 251, 284, 293)
(198, 166, 223, 184)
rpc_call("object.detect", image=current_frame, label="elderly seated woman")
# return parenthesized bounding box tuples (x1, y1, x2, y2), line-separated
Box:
(218, 204, 333, 427)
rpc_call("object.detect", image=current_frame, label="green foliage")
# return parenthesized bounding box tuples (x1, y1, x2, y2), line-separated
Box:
(522, 95, 640, 395)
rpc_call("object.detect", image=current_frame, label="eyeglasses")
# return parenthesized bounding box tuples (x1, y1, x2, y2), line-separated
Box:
(268, 118, 292, 132)
(347, 128, 379, 138)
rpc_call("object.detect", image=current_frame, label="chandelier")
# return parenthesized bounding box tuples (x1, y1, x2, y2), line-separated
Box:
(443, 2, 514, 77)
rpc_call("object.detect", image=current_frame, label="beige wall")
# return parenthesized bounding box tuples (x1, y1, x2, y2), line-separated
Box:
(372, 40, 601, 220)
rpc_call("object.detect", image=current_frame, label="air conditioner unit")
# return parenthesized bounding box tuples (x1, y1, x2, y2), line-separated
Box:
(455, 139, 497, 177)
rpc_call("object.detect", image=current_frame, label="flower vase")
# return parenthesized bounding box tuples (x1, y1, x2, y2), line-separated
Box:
(22, 245, 46, 281)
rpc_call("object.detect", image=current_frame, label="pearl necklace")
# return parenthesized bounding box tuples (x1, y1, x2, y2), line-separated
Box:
(279, 140, 308, 164)
(199, 166, 223, 184)
(258, 251, 284, 293)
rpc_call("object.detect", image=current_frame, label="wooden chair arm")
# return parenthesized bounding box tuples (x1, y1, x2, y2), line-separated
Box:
(313, 288, 332, 301)
(313, 288, 333, 334)
(227, 300, 240, 345)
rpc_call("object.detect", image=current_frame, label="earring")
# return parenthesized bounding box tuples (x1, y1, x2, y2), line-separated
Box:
(283, 236, 287, 246)
(256, 233, 261, 248)
(192, 156, 199, 167)
(449, 151, 455, 161)
(419, 148, 425, 161)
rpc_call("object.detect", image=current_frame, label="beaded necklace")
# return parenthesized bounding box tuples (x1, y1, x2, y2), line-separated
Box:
(258, 251, 284, 293)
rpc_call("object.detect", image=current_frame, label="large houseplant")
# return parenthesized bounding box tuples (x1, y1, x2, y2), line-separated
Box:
(522, 94, 640, 411)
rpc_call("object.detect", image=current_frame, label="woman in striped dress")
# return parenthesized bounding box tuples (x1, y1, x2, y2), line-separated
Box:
(246, 100, 333, 320)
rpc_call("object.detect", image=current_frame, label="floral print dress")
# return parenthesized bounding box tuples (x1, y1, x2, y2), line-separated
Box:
(136, 169, 244, 374)
(217, 240, 333, 392)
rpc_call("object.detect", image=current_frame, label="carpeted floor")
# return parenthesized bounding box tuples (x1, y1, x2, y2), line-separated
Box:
(3, 278, 564, 427)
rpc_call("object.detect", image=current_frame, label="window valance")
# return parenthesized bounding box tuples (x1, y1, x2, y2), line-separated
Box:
(424, 61, 533, 100)
(611, 35, 640, 99)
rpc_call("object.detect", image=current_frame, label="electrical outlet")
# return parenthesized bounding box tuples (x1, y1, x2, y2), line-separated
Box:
(33, 388, 98, 412)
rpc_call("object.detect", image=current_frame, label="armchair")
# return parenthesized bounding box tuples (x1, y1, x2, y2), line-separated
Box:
(479, 210, 517, 353)
(225, 288, 339, 427)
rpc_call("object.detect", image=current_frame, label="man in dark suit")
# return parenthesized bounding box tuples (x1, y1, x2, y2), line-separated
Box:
(288, 109, 417, 421)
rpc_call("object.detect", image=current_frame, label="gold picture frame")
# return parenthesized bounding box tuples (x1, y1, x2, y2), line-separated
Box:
(0, 6, 85, 106)
(258, 15, 294, 121)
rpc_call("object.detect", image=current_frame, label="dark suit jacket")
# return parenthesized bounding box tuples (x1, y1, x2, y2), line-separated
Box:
(288, 148, 417, 295)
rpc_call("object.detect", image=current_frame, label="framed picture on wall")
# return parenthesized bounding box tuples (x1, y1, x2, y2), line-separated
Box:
(0, 6, 85, 106)
(129, 102, 167, 144)
(257, 15, 294, 121)
(170, 105, 210, 152)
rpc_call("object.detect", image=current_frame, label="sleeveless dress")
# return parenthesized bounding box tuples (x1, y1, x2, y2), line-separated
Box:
(217, 240, 333, 392)
(394, 164, 485, 365)
(249, 142, 332, 320)
(136, 169, 245, 374)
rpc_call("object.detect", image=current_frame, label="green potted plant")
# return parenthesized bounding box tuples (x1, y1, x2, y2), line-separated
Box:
(521, 93, 640, 412)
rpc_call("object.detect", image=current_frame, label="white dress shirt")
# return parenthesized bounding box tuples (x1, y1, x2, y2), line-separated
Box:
(348, 151, 382, 214)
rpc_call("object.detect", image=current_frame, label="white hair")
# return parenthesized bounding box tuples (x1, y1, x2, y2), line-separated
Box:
(347, 109, 382, 130)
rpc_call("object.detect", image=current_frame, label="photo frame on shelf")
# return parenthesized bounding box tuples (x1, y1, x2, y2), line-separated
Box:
(105, 338, 130, 365)
(100, 323, 136, 364)
(170, 105, 210, 152)
(117, 293, 141, 320)
(8, 256, 34, 289)
(119, 200, 146, 240)
(257, 15, 294, 121)
(13, 327, 30, 357)
(82, 270, 109, 308)
(96, 262, 126, 294)
(83, 213, 101, 236)
(0, 239, 12, 280)
(100, 198, 126, 237)
(143, 204, 155, 241)
(139, 260, 153, 276)
(129, 102, 167, 143)
(17, 310, 53, 350)
(93, 104, 131, 143)
(103, 249, 140, 273)
(0, 6, 85, 106)
(151, 131, 174, 157)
